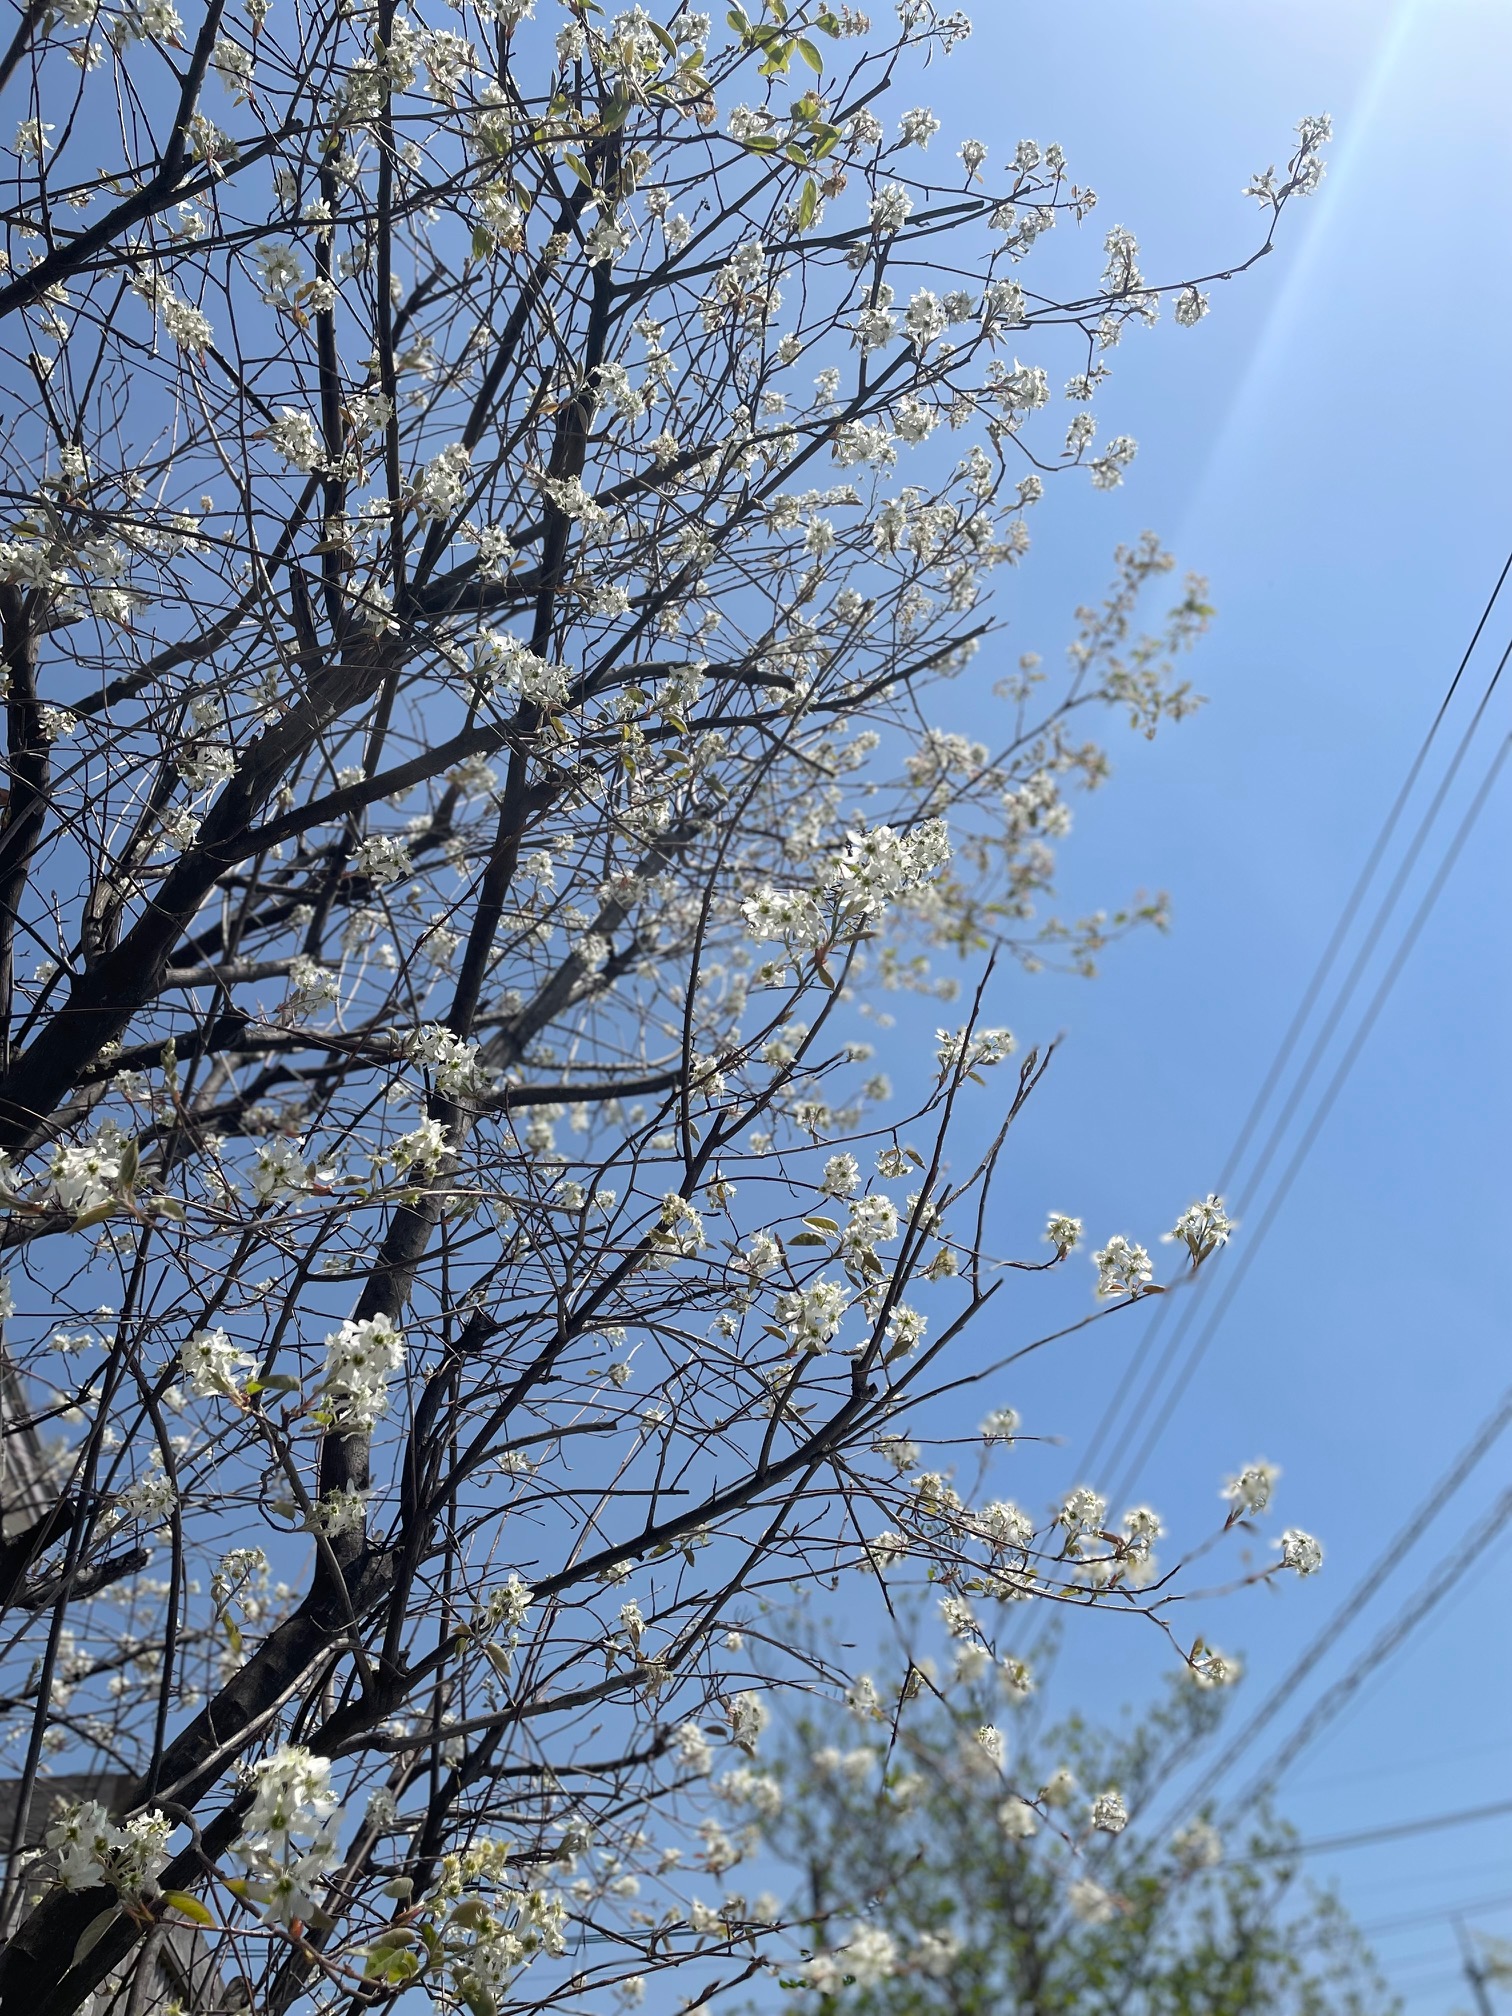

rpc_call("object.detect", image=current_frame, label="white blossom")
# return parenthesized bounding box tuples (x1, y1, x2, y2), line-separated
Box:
(1068, 1877, 1116, 1924)
(935, 1025, 1014, 1074)
(675, 1722, 714, 1776)
(251, 1137, 316, 1202)
(997, 1797, 1037, 1839)
(46, 1802, 172, 1898)
(474, 1571, 533, 1634)
(868, 184, 913, 234)
(387, 1118, 449, 1175)
(181, 1326, 255, 1400)
(1174, 284, 1210, 327)
(353, 834, 412, 885)
(1090, 1788, 1128, 1834)
(118, 1455, 177, 1527)
(726, 1690, 768, 1753)
(1223, 1460, 1280, 1515)
(773, 1278, 848, 1352)
(233, 1746, 343, 1926)
(320, 1313, 406, 1430)
(50, 1132, 124, 1213)
(267, 409, 323, 472)
(407, 1023, 491, 1100)
(1166, 1194, 1234, 1264)
(1092, 1234, 1152, 1298)
(1278, 1527, 1323, 1576)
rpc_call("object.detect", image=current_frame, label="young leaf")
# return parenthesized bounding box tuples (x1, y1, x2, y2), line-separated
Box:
(161, 1891, 214, 1928)
(71, 1909, 121, 1969)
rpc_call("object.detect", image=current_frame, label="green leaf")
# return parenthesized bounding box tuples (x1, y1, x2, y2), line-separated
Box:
(161, 1891, 214, 1928)
(726, 5, 750, 32)
(789, 1232, 827, 1248)
(802, 1214, 839, 1234)
(247, 1371, 301, 1395)
(783, 141, 808, 164)
(561, 151, 592, 186)
(71, 1201, 118, 1232)
(71, 1908, 121, 1970)
(117, 1138, 139, 1188)
(364, 1949, 421, 1983)
(796, 36, 823, 72)
(797, 176, 818, 229)
(743, 133, 779, 153)
(153, 1195, 186, 1221)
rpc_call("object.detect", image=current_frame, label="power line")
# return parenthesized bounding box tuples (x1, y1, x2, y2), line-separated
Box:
(1225, 1480, 1512, 1817)
(1168, 1386, 1512, 1819)
(1109, 728, 1511, 1502)
(1347, 1893, 1512, 1946)
(1301, 1735, 1512, 1796)
(1077, 545, 1512, 1484)
(1110, 706, 1512, 1499)
(1228, 1797, 1512, 1868)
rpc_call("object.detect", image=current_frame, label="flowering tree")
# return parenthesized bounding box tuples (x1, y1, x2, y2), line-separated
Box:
(0, 0, 1331, 2010)
(764, 1667, 1392, 2015)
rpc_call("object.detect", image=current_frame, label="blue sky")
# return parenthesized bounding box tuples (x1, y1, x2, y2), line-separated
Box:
(869, 3, 1512, 2005)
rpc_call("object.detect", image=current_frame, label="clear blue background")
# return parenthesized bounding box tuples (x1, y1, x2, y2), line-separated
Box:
(872, 2, 1511, 2004)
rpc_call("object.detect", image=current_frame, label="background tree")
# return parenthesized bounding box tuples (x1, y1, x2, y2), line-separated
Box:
(767, 1658, 1394, 2016)
(0, 1, 1329, 2012)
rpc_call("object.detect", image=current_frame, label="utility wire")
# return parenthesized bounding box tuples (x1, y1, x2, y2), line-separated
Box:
(1171, 1387, 1512, 1821)
(1228, 1798, 1512, 1867)
(1109, 729, 1512, 1503)
(1321, 1892, 1512, 1948)
(1299, 1734, 1512, 1795)
(1077, 547, 1512, 1484)
(1212, 550, 1512, 1200)
(1108, 683, 1512, 1500)
(1225, 1480, 1512, 1818)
